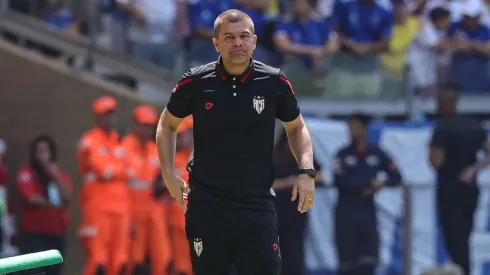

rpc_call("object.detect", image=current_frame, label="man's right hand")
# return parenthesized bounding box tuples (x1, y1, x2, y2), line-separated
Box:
(164, 174, 190, 212)
(362, 179, 385, 196)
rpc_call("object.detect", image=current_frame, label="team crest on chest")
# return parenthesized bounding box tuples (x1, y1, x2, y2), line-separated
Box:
(253, 96, 265, 114)
(194, 238, 203, 257)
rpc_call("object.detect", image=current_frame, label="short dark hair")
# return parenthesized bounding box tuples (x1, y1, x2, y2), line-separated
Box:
(429, 7, 450, 23)
(213, 9, 255, 38)
(348, 113, 371, 127)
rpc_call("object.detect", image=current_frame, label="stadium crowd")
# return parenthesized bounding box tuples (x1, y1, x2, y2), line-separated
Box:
(4, 0, 490, 98)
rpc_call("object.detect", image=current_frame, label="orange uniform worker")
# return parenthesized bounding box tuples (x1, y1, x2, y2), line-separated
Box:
(168, 116, 193, 275)
(77, 96, 131, 275)
(122, 105, 172, 275)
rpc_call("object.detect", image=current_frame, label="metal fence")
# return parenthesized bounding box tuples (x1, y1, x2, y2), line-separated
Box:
(401, 183, 490, 275)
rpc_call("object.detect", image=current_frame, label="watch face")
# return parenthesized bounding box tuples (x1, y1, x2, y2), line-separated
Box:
(308, 170, 316, 178)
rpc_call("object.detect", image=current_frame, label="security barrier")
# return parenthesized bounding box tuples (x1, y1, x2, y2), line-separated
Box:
(0, 250, 63, 274)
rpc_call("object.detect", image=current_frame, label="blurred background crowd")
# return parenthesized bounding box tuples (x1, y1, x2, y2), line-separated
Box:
(3, 0, 490, 99)
(1, 0, 490, 275)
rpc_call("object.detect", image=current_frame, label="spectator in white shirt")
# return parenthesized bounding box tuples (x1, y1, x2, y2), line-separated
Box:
(116, 0, 186, 70)
(407, 7, 451, 95)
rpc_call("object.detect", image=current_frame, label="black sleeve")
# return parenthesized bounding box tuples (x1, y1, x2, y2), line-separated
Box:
(276, 71, 301, 122)
(166, 71, 195, 118)
(379, 149, 402, 187)
(430, 123, 447, 151)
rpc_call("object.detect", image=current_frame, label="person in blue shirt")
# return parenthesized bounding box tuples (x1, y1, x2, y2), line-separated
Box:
(235, 1, 272, 62)
(103, 0, 131, 54)
(273, 0, 338, 71)
(41, 0, 78, 34)
(34, 0, 80, 59)
(446, 1, 490, 93)
(333, 113, 401, 275)
(327, 0, 393, 98)
(188, 0, 237, 65)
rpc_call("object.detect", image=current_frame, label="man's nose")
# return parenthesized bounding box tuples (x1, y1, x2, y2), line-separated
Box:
(233, 38, 244, 47)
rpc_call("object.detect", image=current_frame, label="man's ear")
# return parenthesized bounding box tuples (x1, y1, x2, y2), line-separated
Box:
(253, 35, 257, 50)
(212, 37, 219, 53)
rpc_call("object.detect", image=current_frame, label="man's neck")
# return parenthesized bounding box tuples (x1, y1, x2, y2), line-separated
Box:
(222, 59, 250, 75)
(295, 12, 311, 24)
(357, 139, 368, 153)
(97, 126, 112, 135)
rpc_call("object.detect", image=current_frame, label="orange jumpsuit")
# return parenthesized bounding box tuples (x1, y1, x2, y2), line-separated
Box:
(78, 128, 131, 275)
(122, 134, 171, 275)
(169, 150, 193, 275)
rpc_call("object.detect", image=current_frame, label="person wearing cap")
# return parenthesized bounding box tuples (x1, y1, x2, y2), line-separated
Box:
(332, 114, 402, 275)
(167, 116, 193, 275)
(77, 96, 132, 275)
(122, 105, 172, 275)
(446, 0, 490, 93)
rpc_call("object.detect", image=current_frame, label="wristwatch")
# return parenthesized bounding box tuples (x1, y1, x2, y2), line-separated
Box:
(299, 168, 317, 179)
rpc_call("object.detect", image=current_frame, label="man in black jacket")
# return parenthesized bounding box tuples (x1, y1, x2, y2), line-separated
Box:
(429, 83, 490, 275)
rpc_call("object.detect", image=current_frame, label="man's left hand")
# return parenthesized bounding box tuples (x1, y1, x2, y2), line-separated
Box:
(291, 174, 315, 213)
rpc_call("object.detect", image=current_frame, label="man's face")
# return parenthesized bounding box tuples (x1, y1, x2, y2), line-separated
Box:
(435, 17, 450, 30)
(394, 3, 407, 21)
(436, 89, 458, 113)
(134, 123, 155, 140)
(292, 0, 311, 15)
(36, 141, 51, 163)
(96, 111, 117, 131)
(213, 21, 257, 65)
(462, 15, 481, 29)
(347, 119, 365, 141)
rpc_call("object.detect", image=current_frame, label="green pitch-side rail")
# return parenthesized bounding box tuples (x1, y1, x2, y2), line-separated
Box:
(0, 250, 63, 274)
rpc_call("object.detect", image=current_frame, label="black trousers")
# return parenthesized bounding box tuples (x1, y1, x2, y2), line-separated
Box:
(185, 200, 281, 275)
(15, 233, 66, 275)
(275, 190, 307, 275)
(334, 207, 378, 275)
(437, 187, 479, 275)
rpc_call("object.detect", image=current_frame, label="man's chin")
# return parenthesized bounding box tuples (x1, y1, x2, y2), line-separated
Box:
(229, 55, 250, 64)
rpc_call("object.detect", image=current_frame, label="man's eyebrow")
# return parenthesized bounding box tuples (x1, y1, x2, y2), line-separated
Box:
(223, 31, 252, 36)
